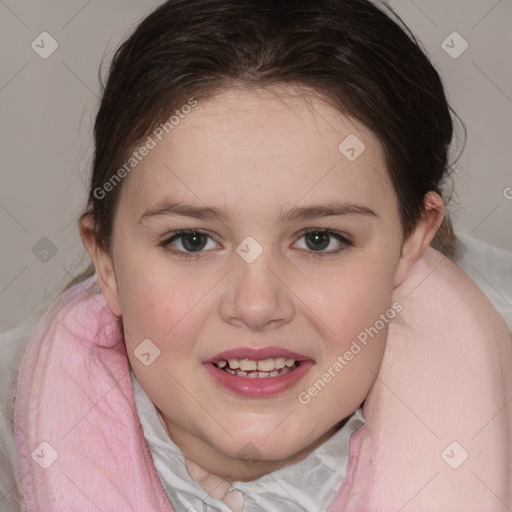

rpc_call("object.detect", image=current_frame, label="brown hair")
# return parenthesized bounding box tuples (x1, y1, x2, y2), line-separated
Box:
(80, 0, 461, 275)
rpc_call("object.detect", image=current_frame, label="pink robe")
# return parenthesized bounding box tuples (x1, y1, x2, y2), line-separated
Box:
(14, 247, 512, 511)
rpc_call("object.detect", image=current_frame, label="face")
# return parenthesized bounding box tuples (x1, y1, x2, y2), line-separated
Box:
(100, 86, 407, 479)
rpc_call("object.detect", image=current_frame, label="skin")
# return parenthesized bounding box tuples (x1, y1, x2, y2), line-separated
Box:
(80, 85, 443, 483)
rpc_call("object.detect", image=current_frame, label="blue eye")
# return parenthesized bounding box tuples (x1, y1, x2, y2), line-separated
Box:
(162, 230, 219, 254)
(294, 229, 351, 253)
(160, 228, 352, 259)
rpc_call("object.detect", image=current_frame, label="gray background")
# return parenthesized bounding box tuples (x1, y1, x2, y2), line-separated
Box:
(1, 0, 511, 332)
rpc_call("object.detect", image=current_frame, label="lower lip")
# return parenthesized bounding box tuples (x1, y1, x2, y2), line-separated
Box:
(204, 361, 314, 397)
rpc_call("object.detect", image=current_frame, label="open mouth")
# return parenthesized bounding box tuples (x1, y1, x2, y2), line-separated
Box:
(215, 357, 300, 378)
(205, 349, 313, 397)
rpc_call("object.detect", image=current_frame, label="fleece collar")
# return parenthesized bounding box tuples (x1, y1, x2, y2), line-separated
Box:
(14, 247, 512, 511)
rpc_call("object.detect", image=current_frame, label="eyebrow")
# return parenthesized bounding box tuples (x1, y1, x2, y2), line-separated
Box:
(279, 203, 378, 222)
(137, 200, 378, 224)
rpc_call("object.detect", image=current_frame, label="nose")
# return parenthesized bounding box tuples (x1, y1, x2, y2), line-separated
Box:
(218, 252, 295, 331)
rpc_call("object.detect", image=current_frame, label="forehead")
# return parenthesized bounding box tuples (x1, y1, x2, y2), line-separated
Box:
(119, 86, 394, 220)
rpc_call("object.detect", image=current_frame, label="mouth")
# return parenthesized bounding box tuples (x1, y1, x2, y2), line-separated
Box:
(215, 357, 300, 378)
(204, 347, 313, 397)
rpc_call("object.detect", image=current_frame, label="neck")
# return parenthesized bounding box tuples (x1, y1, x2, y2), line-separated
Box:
(157, 410, 343, 482)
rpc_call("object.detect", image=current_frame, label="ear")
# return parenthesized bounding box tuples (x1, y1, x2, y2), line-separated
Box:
(394, 192, 445, 288)
(79, 214, 122, 317)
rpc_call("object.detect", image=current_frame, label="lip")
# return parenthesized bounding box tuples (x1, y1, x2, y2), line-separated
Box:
(204, 346, 310, 364)
(204, 361, 314, 398)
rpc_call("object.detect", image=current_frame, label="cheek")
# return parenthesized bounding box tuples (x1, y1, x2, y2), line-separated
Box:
(116, 257, 216, 387)
(117, 267, 210, 426)
(293, 253, 395, 409)
(115, 245, 209, 339)
(296, 252, 397, 342)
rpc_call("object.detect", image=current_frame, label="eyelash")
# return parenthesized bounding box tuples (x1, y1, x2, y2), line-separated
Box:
(160, 228, 353, 260)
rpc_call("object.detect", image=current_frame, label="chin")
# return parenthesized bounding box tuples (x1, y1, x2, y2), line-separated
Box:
(212, 429, 309, 464)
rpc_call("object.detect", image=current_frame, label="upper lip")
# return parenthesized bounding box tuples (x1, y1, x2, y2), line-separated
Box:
(204, 346, 311, 364)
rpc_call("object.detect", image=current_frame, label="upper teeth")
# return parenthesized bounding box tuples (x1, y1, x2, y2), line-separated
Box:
(217, 357, 296, 371)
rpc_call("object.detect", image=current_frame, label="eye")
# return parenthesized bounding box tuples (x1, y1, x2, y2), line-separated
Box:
(161, 230, 219, 254)
(293, 229, 351, 253)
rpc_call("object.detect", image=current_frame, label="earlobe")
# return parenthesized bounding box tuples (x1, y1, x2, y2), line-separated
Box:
(79, 214, 122, 317)
(393, 192, 445, 288)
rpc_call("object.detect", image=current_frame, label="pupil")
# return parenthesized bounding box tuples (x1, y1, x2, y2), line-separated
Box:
(306, 231, 330, 251)
(183, 232, 207, 252)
